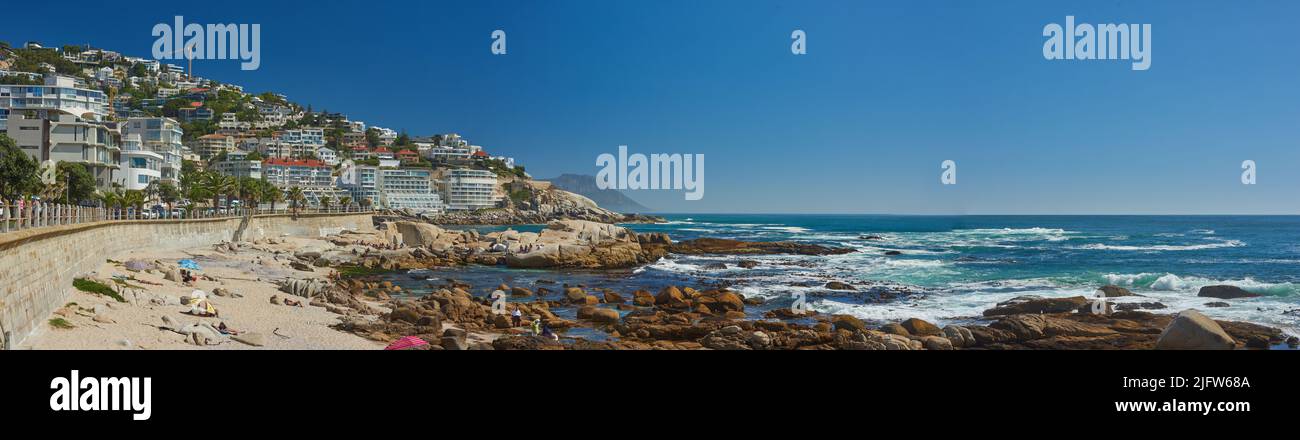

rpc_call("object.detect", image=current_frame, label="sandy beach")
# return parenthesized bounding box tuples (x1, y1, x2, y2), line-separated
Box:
(19, 235, 386, 350)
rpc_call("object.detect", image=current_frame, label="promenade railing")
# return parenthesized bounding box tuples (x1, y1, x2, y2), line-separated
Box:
(0, 202, 373, 235)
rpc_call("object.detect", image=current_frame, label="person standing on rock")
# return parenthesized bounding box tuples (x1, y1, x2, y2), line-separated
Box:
(511, 306, 522, 327)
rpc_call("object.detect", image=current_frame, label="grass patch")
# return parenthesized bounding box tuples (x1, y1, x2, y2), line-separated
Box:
(49, 318, 75, 329)
(335, 265, 394, 278)
(73, 278, 126, 303)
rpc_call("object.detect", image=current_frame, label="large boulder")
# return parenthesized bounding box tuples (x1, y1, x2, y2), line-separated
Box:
(502, 220, 647, 269)
(655, 286, 687, 306)
(1155, 309, 1236, 350)
(393, 221, 467, 251)
(1197, 285, 1260, 300)
(900, 318, 942, 336)
(832, 315, 867, 332)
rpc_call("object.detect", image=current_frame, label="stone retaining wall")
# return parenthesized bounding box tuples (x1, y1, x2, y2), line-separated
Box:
(0, 213, 374, 349)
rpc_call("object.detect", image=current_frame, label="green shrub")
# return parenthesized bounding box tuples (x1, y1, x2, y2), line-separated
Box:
(73, 278, 126, 303)
(49, 318, 75, 329)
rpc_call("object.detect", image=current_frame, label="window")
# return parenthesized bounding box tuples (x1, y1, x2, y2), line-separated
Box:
(138, 175, 150, 184)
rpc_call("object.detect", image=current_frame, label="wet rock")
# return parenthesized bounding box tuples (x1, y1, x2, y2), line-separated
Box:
(921, 335, 954, 350)
(564, 287, 587, 303)
(290, 261, 314, 272)
(1197, 285, 1259, 299)
(655, 286, 687, 307)
(883, 250, 902, 256)
(603, 291, 625, 304)
(983, 296, 1088, 316)
(632, 290, 655, 307)
(1097, 285, 1137, 297)
(1204, 301, 1230, 308)
(737, 260, 759, 269)
(825, 281, 855, 291)
(1115, 302, 1167, 311)
(900, 318, 942, 336)
(879, 323, 910, 336)
(832, 315, 867, 332)
(492, 335, 563, 350)
(943, 325, 975, 348)
(1155, 309, 1235, 350)
(510, 287, 533, 297)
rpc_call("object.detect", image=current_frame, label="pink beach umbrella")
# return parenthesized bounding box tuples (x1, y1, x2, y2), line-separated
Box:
(383, 336, 429, 350)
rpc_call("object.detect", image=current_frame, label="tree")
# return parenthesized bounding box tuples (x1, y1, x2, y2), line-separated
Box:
(262, 183, 282, 212)
(359, 197, 372, 211)
(201, 172, 237, 209)
(319, 195, 332, 211)
(0, 133, 40, 201)
(121, 190, 146, 218)
(286, 186, 305, 218)
(157, 181, 180, 213)
(338, 196, 352, 210)
(99, 189, 122, 218)
(237, 177, 263, 210)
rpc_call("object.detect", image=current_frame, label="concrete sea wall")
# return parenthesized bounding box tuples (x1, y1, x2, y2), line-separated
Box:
(0, 213, 374, 349)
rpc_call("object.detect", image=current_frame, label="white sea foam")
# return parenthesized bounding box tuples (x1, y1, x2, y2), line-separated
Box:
(1101, 272, 1297, 296)
(1075, 239, 1245, 251)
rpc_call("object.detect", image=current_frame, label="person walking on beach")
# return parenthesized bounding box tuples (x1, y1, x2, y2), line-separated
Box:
(511, 306, 522, 327)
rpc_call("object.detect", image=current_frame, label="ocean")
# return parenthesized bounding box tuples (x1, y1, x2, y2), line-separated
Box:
(388, 215, 1300, 335)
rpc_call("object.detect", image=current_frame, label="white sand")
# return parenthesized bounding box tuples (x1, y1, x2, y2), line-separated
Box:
(19, 236, 386, 350)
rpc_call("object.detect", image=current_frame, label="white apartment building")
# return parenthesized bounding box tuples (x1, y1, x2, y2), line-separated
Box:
(121, 117, 184, 185)
(262, 158, 346, 206)
(5, 113, 121, 190)
(0, 75, 108, 131)
(342, 165, 444, 213)
(210, 151, 263, 180)
(280, 127, 325, 147)
(115, 133, 163, 191)
(316, 146, 339, 166)
(443, 168, 499, 211)
(192, 134, 235, 160)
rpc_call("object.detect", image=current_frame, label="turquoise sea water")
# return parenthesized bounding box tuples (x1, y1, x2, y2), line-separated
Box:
(398, 215, 1300, 335)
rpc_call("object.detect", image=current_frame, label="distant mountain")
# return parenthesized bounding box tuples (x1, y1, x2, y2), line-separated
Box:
(542, 174, 651, 213)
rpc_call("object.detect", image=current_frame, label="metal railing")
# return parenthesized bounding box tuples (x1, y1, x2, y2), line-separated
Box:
(0, 201, 373, 234)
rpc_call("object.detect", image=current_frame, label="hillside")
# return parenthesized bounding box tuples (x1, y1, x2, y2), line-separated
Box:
(542, 174, 651, 213)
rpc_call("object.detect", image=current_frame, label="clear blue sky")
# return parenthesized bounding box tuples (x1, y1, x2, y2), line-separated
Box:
(6, 0, 1299, 214)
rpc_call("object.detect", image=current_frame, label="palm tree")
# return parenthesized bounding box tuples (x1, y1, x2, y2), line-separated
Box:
(237, 177, 262, 214)
(338, 196, 352, 212)
(99, 190, 123, 219)
(286, 186, 305, 218)
(319, 196, 333, 212)
(122, 190, 146, 219)
(262, 184, 282, 213)
(359, 197, 372, 211)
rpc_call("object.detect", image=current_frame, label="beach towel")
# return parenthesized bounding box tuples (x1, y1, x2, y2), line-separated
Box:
(178, 259, 201, 270)
(124, 260, 151, 272)
(383, 336, 429, 350)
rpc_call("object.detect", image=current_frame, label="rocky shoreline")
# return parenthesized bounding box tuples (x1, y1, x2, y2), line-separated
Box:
(320, 274, 1295, 350)
(28, 219, 1296, 351)
(289, 221, 1296, 350)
